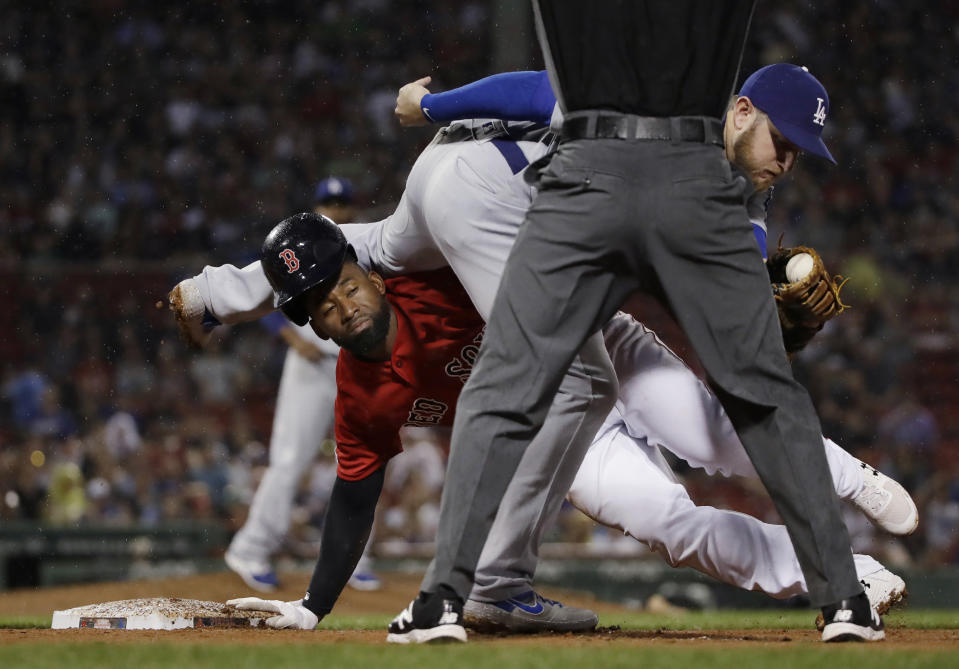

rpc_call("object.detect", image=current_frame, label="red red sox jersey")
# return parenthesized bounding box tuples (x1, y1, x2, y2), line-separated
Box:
(333, 268, 485, 480)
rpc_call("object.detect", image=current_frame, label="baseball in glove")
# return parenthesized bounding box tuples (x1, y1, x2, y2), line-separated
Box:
(766, 238, 849, 353)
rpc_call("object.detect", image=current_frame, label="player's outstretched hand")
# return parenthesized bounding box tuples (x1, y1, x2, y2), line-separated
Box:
(226, 597, 319, 630)
(395, 76, 432, 126)
(168, 278, 218, 349)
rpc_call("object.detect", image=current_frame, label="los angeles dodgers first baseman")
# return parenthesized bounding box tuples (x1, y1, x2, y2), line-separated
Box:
(223, 178, 381, 593)
(173, 66, 914, 633)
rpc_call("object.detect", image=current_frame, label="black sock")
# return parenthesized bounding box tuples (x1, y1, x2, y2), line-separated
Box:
(418, 585, 463, 605)
(437, 584, 462, 603)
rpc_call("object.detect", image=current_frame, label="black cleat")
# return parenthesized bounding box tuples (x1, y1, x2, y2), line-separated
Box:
(387, 591, 467, 644)
(821, 592, 885, 642)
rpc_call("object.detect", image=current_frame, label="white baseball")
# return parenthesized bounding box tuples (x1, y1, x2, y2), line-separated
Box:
(785, 253, 814, 282)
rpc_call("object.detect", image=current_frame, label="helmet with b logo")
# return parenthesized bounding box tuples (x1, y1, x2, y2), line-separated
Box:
(260, 212, 351, 326)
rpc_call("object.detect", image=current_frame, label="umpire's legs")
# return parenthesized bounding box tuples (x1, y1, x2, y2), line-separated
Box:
(421, 166, 632, 599)
(470, 342, 614, 600)
(646, 156, 861, 605)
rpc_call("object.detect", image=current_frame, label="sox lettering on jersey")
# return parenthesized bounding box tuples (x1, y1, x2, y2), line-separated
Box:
(279, 249, 300, 273)
(445, 328, 485, 383)
(406, 328, 482, 425)
(813, 98, 827, 127)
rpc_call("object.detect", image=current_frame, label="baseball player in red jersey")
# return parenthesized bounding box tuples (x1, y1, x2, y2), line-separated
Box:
(225, 177, 383, 593)
(224, 213, 483, 633)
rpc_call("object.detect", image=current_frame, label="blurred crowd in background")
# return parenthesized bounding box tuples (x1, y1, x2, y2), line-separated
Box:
(2, 2, 958, 571)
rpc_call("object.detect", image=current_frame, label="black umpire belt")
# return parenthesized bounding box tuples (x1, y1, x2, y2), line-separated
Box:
(562, 113, 724, 147)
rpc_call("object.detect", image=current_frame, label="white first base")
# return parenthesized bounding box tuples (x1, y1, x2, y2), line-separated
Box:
(51, 598, 264, 630)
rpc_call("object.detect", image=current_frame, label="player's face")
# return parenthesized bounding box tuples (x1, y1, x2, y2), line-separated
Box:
(304, 263, 395, 360)
(733, 114, 800, 191)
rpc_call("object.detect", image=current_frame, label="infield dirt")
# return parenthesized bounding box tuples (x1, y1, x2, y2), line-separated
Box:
(0, 570, 954, 648)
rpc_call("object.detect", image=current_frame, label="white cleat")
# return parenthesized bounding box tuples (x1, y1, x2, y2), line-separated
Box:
(851, 460, 919, 535)
(815, 568, 906, 632)
(861, 568, 907, 617)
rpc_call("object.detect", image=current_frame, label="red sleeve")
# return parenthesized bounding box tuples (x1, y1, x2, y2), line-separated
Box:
(334, 403, 403, 481)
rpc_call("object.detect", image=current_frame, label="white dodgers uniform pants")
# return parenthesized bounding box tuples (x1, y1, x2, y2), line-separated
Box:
(568, 312, 881, 600)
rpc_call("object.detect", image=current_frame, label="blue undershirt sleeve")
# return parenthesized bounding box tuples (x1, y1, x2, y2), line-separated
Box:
(753, 223, 768, 260)
(421, 70, 556, 125)
(746, 188, 773, 260)
(260, 310, 288, 335)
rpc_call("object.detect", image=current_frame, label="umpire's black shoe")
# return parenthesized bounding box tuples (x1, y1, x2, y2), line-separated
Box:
(820, 592, 885, 642)
(387, 590, 467, 644)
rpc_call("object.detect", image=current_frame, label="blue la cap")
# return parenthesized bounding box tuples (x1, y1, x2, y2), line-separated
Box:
(738, 64, 836, 164)
(314, 176, 355, 204)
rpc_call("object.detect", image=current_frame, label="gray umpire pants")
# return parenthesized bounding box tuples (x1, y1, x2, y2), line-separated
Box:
(470, 337, 615, 601)
(423, 135, 862, 608)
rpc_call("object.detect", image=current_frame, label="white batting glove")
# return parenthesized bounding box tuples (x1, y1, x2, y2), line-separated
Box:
(226, 597, 319, 630)
(168, 277, 216, 349)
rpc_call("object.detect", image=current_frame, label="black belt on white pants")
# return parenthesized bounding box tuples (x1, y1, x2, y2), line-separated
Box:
(435, 122, 554, 175)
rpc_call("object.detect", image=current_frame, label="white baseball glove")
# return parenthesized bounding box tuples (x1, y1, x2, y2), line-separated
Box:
(226, 597, 319, 630)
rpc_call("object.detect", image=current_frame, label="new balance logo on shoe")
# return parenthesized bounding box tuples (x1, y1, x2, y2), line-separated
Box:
(821, 593, 885, 642)
(438, 601, 460, 625)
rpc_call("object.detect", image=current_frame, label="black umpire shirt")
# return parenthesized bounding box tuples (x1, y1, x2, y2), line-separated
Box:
(533, 0, 757, 119)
